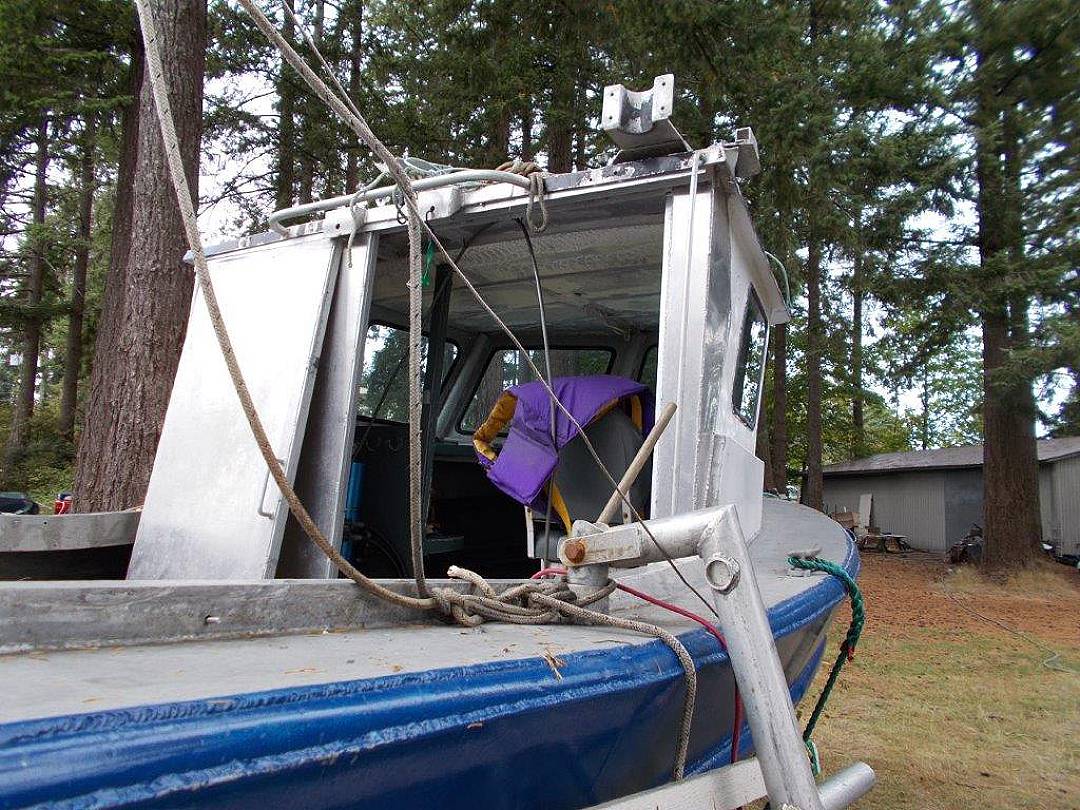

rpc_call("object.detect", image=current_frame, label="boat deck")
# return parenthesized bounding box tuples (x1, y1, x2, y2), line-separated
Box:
(0, 499, 851, 724)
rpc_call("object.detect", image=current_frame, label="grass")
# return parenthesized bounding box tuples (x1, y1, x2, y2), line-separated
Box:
(804, 552, 1080, 809)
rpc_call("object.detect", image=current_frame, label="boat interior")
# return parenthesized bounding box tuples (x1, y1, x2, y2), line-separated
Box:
(347, 207, 668, 580)
(342, 191, 768, 581)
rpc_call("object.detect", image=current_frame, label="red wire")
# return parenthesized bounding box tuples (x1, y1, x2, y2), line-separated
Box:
(527, 566, 743, 763)
(531, 567, 567, 579)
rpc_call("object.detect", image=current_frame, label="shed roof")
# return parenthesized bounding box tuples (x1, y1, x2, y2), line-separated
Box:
(822, 436, 1080, 476)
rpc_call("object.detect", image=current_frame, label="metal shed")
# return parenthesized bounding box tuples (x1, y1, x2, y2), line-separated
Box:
(821, 437, 1080, 555)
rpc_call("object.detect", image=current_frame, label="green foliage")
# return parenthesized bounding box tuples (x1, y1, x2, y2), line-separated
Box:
(0, 401, 74, 502)
(0, 0, 1074, 505)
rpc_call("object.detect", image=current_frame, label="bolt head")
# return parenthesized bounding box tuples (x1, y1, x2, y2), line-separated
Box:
(563, 539, 587, 565)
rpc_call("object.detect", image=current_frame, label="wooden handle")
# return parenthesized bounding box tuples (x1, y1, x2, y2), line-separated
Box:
(596, 401, 677, 525)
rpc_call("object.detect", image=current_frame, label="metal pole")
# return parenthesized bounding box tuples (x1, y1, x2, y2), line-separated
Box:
(819, 762, 876, 810)
(268, 169, 533, 234)
(699, 505, 825, 810)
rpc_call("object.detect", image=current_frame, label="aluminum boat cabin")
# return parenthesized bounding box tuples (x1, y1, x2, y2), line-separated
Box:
(0, 76, 871, 810)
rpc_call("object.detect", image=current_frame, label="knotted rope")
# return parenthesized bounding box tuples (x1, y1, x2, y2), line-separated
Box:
(435, 566, 697, 779)
(496, 158, 548, 232)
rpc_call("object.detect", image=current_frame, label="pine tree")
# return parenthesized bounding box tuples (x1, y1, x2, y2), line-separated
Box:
(73, 0, 208, 511)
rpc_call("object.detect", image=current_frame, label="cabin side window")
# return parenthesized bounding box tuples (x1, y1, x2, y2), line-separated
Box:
(460, 347, 614, 433)
(358, 324, 458, 422)
(638, 346, 658, 391)
(732, 291, 767, 428)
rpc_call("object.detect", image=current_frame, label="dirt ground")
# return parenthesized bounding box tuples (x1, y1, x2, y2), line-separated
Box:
(806, 550, 1080, 809)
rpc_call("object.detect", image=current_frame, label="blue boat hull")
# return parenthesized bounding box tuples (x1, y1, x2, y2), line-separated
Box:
(0, 546, 856, 809)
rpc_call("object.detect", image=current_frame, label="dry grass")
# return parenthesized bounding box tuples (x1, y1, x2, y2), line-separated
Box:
(807, 552, 1080, 809)
(947, 557, 1079, 599)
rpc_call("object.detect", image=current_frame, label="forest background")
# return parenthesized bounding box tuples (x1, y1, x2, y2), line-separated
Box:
(0, 0, 1075, 570)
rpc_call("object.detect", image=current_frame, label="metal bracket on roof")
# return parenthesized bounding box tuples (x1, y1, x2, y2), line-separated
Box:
(601, 74, 692, 163)
(723, 127, 761, 181)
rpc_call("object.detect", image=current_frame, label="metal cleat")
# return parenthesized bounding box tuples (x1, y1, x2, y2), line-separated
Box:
(602, 74, 691, 162)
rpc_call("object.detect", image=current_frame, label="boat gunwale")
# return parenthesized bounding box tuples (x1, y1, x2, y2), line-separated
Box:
(0, 537, 856, 742)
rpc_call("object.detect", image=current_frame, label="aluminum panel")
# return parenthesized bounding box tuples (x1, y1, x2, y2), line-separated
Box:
(277, 235, 376, 577)
(651, 173, 764, 536)
(129, 236, 339, 579)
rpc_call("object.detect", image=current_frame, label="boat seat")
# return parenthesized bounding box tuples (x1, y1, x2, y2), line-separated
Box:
(529, 408, 650, 559)
(471, 375, 654, 561)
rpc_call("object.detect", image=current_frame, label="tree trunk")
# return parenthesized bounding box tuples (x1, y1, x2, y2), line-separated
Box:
(919, 370, 930, 450)
(296, 0, 324, 206)
(520, 101, 534, 160)
(545, 38, 576, 173)
(804, 237, 824, 510)
(972, 8, 1041, 572)
(851, 252, 865, 457)
(274, 5, 297, 210)
(73, 0, 207, 512)
(343, 0, 363, 192)
(489, 106, 511, 166)
(4, 115, 51, 471)
(60, 114, 97, 439)
(770, 321, 788, 493)
(90, 34, 143, 384)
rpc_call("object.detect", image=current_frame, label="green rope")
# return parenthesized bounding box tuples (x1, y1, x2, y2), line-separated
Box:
(787, 554, 865, 776)
(421, 238, 436, 288)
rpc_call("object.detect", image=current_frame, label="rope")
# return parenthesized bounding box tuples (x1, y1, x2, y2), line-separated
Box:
(516, 218, 557, 552)
(787, 554, 865, 775)
(526, 173, 548, 232)
(495, 158, 547, 232)
(942, 586, 1078, 675)
(132, 0, 434, 612)
(137, 3, 706, 779)
(430, 566, 696, 779)
(234, 0, 431, 600)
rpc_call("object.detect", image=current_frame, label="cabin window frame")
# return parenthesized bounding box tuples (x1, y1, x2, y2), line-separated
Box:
(731, 288, 769, 430)
(637, 345, 659, 390)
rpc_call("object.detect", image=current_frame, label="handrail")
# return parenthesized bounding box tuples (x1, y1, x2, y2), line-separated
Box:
(268, 169, 534, 235)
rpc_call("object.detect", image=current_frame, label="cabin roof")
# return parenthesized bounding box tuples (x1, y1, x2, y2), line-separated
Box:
(822, 436, 1080, 476)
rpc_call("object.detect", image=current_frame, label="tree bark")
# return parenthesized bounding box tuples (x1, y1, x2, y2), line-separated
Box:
(296, 0, 325, 206)
(60, 114, 97, 439)
(804, 237, 824, 510)
(919, 370, 930, 450)
(520, 101, 534, 160)
(91, 34, 144, 384)
(974, 43, 1040, 570)
(4, 115, 51, 471)
(851, 251, 865, 457)
(770, 321, 788, 493)
(274, 5, 297, 210)
(73, 0, 207, 512)
(343, 0, 363, 192)
(545, 18, 577, 174)
(488, 106, 511, 166)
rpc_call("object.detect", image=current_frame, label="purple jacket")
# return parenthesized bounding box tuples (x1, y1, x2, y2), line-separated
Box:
(473, 375, 653, 510)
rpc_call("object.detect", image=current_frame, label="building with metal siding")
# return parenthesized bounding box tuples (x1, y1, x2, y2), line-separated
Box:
(821, 437, 1080, 555)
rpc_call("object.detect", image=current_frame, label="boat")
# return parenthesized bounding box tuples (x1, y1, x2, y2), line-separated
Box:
(0, 510, 138, 580)
(0, 67, 872, 810)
